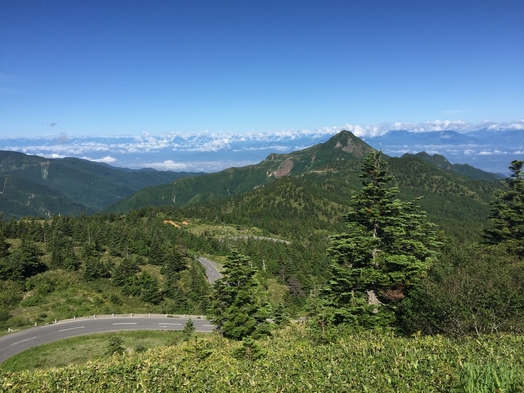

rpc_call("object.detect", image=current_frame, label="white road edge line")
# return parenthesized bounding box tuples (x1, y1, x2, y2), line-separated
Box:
(203, 324, 215, 327)
(157, 323, 182, 325)
(11, 337, 36, 346)
(112, 323, 137, 325)
(59, 326, 85, 332)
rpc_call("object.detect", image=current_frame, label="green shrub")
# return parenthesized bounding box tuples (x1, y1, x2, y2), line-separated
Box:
(458, 362, 524, 393)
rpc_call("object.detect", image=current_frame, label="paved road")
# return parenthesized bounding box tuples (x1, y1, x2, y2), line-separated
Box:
(0, 316, 215, 363)
(197, 257, 222, 283)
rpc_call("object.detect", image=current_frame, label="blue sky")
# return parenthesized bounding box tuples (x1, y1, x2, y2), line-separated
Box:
(1, 0, 523, 139)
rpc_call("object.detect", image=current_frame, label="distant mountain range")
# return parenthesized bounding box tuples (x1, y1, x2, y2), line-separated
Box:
(364, 128, 523, 175)
(0, 131, 506, 223)
(1, 126, 522, 174)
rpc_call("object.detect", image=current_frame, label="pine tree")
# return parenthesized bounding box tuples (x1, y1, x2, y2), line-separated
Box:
(138, 271, 162, 305)
(160, 247, 187, 277)
(18, 238, 47, 279)
(0, 229, 10, 259)
(208, 249, 268, 340)
(148, 237, 165, 265)
(182, 318, 195, 340)
(324, 151, 440, 328)
(112, 257, 140, 287)
(484, 160, 524, 256)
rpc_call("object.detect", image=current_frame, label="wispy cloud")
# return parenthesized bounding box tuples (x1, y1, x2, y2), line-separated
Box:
(0, 72, 18, 94)
(443, 108, 475, 115)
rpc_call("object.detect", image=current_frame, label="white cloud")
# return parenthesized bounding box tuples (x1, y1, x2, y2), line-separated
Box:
(509, 122, 524, 130)
(143, 160, 191, 171)
(140, 159, 257, 173)
(1, 119, 522, 174)
(384, 149, 411, 154)
(89, 156, 117, 163)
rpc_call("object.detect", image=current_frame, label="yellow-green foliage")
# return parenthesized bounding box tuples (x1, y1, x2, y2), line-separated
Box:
(2, 326, 524, 392)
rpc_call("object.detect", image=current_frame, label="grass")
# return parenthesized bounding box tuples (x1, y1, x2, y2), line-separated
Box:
(3, 326, 524, 392)
(0, 330, 187, 372)
(187, 222, 266, 239)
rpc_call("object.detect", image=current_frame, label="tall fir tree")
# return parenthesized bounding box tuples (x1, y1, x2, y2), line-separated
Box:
(208, 249, 269, 340)
(0, 229, 10, 259)
(484, 160, 524, 256)
(112, 257, 140, 287)
(324, 150, 440, 328)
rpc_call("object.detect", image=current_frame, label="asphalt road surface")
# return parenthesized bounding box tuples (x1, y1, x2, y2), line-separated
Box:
(0, 316, 214, 363)
(197, 257, 222, 283)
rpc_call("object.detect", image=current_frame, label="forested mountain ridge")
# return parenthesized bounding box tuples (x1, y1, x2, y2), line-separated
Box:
(181, 155, 500, 240)
(104, 131, 374, 213)
(0, 150, 201, 217)
(0, 175, 93, 218)
(106, 131, 502, 239)
(409, 152, 502, 181)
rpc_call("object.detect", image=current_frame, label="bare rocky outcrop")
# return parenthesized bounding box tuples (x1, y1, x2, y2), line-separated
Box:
(268, 158, 294, 178)
(335, 139, 366, 156)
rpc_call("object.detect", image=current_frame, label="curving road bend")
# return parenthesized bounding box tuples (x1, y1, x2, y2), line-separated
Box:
(197, 257, 222, 283)
(0, 316, 215, 363)
(1, 256, 222, 363)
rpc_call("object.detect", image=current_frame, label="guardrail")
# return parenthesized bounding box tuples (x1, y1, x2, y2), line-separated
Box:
(6, 313, 207, 333)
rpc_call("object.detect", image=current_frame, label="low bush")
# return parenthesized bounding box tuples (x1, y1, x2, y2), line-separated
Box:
(2, 326, 524, 392)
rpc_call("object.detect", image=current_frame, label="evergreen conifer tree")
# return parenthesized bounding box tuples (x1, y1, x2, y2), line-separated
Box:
(18, 238, 47, 279)
(208, 249, 268, 340)
(112, 257, 140, 287)
(138, 271, 162, 304)
(182, 318, 195, 340)
(0, 230, 10, 259)
(324, 151, 440, 328)
(484, 160, 524, 256)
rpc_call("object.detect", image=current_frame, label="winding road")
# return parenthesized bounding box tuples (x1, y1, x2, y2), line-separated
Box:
(198, 256, 222, 283)
(0, 315, 215, 363)
(0, 256, 222, 363)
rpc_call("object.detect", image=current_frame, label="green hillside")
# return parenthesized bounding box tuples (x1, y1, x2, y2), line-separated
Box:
(103, 131, 374, 213)
(1, 154, 523, 392)
(178, 144, 501, 241)
(105, 131, 501, 241)
(0, 175, 93, 218)
(0, 150, 201, 216)
(411, 151, 502, 181)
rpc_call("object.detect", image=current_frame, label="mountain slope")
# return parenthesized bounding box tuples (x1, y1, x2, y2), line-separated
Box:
(104, 131, 373, 213)
(106, 131, 502, 240)
(0, 175, 93, 218)
(0, 150, 201, 216)
(408, 152, 502, 181)
(179, 152, 500, 240)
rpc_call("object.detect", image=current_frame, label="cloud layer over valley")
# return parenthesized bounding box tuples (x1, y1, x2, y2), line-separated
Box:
(1, 120, 523, 175)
